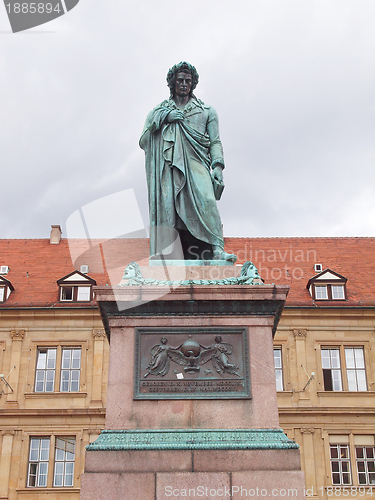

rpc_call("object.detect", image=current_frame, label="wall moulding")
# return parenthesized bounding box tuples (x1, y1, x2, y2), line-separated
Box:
(92, 330, 106, 339)
(10, 330, 25, 340)
(293, 329, 307, 338)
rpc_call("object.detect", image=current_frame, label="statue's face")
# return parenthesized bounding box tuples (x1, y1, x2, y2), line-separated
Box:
(174, 72, 192, 97)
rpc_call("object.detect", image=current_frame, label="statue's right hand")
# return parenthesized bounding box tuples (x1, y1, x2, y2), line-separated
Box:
(166, 110, 185, 123)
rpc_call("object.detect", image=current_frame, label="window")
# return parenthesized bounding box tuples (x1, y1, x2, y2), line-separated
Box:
(27, 438, 50, 487)
(321, 348, 342, 391)
(60, 286, 91, 302)
(57, 270, 96, 303)
(315, 285, 328, 300)
(345, 348, 367, 391)
(35, 348, 57, 392)
(330, 443, 352, 485)
(0, 276, 14, 302)
(321, 346, 367, 392)
(77, 286, 91, 301)
(332, 285, 345, 300)
(54, 437, 75, 487)
(307, 269, 347, 301)
(35, 347, 81, 393)
(328, 436, 375, 486)
(273, 347, 284, 391)
(314, 283, 346, 300)
(356, 446, 375, 485)
(60, 348, 81, 392)
(61, 286, 73, 301)
(27, 436, 75, 488)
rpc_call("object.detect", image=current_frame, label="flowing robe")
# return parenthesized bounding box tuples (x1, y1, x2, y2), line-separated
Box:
(140, 97, 225, 257)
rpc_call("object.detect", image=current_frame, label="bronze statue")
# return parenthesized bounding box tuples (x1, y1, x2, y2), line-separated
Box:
(140, 61, 236, 262)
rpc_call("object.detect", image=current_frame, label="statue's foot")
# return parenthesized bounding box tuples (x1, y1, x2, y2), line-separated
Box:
(212, 249, 237, 263)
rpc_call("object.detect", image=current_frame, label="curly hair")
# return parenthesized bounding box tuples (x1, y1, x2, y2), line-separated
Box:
(166, 61, 199, 97)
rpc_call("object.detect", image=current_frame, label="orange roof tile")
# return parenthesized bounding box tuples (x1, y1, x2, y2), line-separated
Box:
(0, 237, 374, 308)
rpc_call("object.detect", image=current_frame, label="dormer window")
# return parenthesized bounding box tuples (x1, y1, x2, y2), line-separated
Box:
(0, 276, 14, 303)
(315, 285, 328, 300)
(57, 271, 96, 303)
(307, 269, 347, 301)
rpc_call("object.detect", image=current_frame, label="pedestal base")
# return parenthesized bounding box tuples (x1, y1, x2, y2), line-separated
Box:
(82, 448, 305, 499)
(81, 266, 305, 500)
(81, 429, 305, 499)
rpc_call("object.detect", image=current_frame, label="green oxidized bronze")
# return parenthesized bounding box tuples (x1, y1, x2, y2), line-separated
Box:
(121, 261, 264, 286)
(134, 328, 250, 400)
(87, 429, 299, 451)
(140, 61, 237, 263)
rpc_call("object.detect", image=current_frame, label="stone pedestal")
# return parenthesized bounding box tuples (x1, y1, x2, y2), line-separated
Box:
(80, 266, 306, 500)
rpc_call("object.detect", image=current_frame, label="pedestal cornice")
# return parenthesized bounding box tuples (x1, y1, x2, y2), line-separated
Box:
(94, 284, 289, 341)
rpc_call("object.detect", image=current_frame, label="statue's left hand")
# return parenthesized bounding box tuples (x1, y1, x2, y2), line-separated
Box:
(212, 166, 224, 184)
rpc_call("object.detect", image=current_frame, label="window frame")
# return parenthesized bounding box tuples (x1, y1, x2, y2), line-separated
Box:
(329, 442, 352, 485)
(321, 347, 343, 391)
(60, 348, 81, 392)
(356, 445, 375, 485)
(53, 437, 76, 487)
(27, 437, 51, 487)
(26, 435, 77, 489)
(313, 283, 346, 301)
(273, 346, 284, 391)
(324, 433, 375, 487)
(59, 285, 92, 302)
(29, 343, 85, 395)
(345, 347, 367, 392)
(320, 345, 368, 392)
(34, 348, 57, 393)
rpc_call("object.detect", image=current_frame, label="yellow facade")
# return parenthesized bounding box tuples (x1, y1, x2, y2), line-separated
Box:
(0, 309, 108, 500)
(276, 308, 375, 499)
(1, 303, 374, 498)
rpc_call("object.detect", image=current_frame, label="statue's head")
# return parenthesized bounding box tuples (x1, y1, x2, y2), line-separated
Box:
(122, 261, 142, 279)
(167, 61, 199, 98)
(241, 261, 261, 279)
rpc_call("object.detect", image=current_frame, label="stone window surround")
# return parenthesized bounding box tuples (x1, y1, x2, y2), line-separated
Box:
(25, 341, 88, 396)
(323, 432, 375, 487)
(18, 430, 84, 491)
(317, 342, 371, 393)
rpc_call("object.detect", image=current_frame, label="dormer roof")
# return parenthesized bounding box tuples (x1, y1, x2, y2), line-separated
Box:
(57, 270, 96, 286)
(306, 269, 347, 289)
(0, 275, 14, 291)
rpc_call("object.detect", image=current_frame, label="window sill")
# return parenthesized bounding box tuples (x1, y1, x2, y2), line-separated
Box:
(321, 485, 375, 489)
(17, 487, 80, 494)
(59, 301, 91, 303)
(25, 391, 87, 398)
(317, 391, 372, 396)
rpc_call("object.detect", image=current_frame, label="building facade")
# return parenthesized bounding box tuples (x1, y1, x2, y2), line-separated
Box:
(0, 231, 374, 499)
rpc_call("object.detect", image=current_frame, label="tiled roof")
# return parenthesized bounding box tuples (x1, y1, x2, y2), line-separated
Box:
(226, 237, 375, 307)
(0, 237, 374, 308)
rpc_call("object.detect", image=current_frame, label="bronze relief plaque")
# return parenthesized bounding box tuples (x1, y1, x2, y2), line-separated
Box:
(134, 328, 250, 400)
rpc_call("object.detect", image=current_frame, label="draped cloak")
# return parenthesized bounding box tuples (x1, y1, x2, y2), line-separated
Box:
(139, 97, 225, 257)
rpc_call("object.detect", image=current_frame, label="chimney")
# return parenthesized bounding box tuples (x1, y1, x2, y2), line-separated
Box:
(50, 225, 62, 244)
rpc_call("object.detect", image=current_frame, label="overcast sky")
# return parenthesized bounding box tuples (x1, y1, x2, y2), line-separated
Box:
(1, 0, 375, 240)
